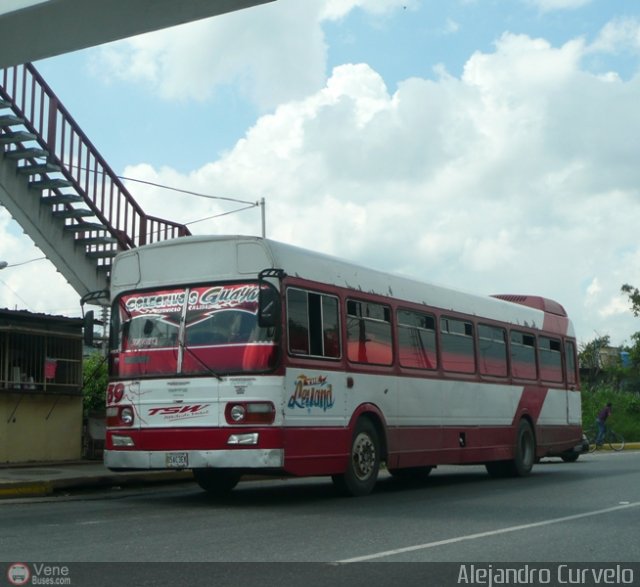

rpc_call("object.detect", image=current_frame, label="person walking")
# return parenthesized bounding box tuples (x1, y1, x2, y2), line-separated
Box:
(595, 402, 612, 446)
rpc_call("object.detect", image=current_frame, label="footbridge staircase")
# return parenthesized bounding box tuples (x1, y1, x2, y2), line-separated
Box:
(0, 63, 191, 306)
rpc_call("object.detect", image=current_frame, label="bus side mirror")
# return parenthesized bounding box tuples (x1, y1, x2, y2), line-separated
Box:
(258, 287, 280, 328)
(257, 268, 285, 328)
(84, 310, 95, 346)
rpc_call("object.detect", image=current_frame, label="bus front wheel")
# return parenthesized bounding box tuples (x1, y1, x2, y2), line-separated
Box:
(332, 418, 380, 497)
(193, 468, 242, 496)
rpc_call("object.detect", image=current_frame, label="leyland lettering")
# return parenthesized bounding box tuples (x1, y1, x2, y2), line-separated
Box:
(288, 374, 335, 412)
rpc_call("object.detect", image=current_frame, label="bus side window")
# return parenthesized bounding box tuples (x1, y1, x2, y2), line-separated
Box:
(565, 340, 577, 385)
(286, 288, 341, 359)
(346, 300, 393, 366)
(510, 331, 537, 379)
(539, 336, 563, 382)
(397, 309, 437, 370)
(478, 324, 507, 377)
(440, 317, 475, 373)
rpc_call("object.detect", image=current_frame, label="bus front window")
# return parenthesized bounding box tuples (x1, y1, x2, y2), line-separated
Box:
(127, 315, 179, 349)
(111, 283, 279, 378)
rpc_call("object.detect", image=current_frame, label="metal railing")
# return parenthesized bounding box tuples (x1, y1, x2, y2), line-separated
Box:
(0, 62, 190, 251)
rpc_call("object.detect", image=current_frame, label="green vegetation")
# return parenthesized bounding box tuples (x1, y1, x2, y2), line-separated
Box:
(578, 284, 640, 442)
(82, 352, 108, 416)
(581, 385, 640, 442)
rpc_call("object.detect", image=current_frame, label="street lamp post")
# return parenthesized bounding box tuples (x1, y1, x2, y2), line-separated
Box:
(0, 256, 46, 270)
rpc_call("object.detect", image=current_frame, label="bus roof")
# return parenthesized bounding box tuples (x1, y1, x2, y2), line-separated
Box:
(110, 235, 574, 336)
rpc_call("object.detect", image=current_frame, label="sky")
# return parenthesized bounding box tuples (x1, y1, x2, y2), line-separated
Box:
(1, 0, 640, 348)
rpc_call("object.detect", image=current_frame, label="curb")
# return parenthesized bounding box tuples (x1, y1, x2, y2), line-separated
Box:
(0, 482, 53, 499)
(0, 471, 193, 500)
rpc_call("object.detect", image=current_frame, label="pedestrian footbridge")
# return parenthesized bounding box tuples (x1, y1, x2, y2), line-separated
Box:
(0, 0, 274, 306)
(0, 63, 191, 303)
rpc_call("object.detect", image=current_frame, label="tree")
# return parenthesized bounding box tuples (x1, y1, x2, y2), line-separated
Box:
(82, 352, 108, 415)
(621, 283, 640, 371)
(578, 335, 611, 387)
(627, 332, 640, 369)
(621, 284, 640, 317)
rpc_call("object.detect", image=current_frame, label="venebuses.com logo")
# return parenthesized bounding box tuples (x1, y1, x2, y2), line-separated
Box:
(7, 564, 30, 586)
(6, 563, 71, 586)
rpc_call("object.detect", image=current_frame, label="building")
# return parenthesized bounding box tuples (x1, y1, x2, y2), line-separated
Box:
(0, 308, 83, 462)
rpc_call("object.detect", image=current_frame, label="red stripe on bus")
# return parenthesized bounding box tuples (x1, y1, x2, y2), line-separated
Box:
(512, 385, 548, 425)
(105, 427, 285, 451)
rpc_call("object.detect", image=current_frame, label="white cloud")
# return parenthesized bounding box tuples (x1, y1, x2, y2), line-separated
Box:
(113, 29, 640, 345)
(0, 214, 81, 315)
(600, 296, 630, 319)
(442, 18, 460, 35)
(588, 17, 640, 55)
(321, 0, 416, 20)
(92, 1, 328, 109)
(586, 277, 601, 300)
(4, 12, 640, 347)
(527, 0, 593, 13)
(91, 0, 417, 110)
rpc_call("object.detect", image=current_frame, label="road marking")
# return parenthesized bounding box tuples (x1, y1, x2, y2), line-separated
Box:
(337, 501, 640, 563)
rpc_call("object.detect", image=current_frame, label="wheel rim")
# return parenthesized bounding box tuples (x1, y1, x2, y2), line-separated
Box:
(352, 431, 376, 481)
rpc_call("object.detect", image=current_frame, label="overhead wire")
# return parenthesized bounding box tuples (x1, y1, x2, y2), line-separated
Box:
(29, 155, 261, 228)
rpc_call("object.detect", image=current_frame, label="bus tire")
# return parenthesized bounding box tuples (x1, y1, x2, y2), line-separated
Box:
(332, 418, 380, 497)
(388, 466, 433, 482)
(511, 419, 535, 476)
(193, 468, 242, 496)
(485, 460, 511, 478)
(486, 420, 536, 478)
(560, 451, 580, 463)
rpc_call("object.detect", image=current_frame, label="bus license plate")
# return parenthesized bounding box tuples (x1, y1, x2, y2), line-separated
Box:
(165, 452, 188, 468)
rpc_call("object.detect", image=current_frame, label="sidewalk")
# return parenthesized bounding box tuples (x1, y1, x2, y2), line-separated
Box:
(0, 460, 193, 499)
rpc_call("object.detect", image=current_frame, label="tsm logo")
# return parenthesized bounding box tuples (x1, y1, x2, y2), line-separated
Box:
(148, 404, 210, 416)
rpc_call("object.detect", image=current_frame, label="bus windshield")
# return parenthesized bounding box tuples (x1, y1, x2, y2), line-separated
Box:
(110, 283, 279, 378)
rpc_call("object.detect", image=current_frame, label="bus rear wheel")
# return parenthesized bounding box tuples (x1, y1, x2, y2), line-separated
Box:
(512, 419, 535, 476)
(193, 468, 242, 496)
(486, 419, 535, 478)
(560, 451, 580, 463)
(388, 466, 433, 482)
(332, 418, 380, 497)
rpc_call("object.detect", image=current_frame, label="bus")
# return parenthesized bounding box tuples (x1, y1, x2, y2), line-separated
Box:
(101, 235, 583, 497)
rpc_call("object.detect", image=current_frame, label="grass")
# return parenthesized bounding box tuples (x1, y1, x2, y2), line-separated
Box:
(580, 385, 640, 442)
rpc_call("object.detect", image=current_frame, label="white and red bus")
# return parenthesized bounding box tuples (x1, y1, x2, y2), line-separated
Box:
(102, 235, 582, 496)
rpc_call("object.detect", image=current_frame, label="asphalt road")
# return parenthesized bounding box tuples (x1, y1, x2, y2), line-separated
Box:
(1, 451, 639, 586)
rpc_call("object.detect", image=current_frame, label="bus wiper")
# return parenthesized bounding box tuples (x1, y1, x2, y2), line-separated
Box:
(180, 341, 223, 381)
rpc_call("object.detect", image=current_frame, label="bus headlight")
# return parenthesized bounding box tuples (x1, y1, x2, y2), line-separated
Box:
(229, 404, 246, 422)
(120, 406, 135, 426)
(225, 401, 275, 425)
(106, 405, 135, 427)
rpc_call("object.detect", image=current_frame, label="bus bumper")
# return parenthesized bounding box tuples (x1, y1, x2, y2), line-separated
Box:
(104, 448, 284, 470)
